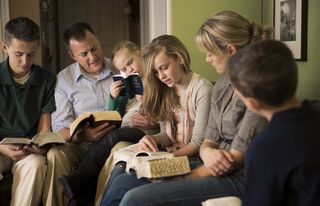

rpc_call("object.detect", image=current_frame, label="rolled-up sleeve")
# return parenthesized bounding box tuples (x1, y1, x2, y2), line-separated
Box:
(231, 109, 267, 152)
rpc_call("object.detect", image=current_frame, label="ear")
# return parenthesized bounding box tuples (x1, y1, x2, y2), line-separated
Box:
(227, 45, 237, 56)
(1, 41, 9, 53)
(68, 50, 77, 61)
(245, 97, 263, 113)
(176, 53, 185, 65)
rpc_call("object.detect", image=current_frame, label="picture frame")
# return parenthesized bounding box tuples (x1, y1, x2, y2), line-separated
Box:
(274, 0, 308, 61)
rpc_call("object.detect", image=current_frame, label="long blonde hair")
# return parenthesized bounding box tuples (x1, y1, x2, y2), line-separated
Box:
(196, 10, 273, 57)
(141, 35, 191, 123)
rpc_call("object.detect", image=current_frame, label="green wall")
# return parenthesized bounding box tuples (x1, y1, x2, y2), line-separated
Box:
(171, 0, 320, 100)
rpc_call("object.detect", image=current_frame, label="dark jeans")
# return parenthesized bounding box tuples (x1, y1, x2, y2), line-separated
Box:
(99, 156, 238, 206)
(69, 127, 145, 194)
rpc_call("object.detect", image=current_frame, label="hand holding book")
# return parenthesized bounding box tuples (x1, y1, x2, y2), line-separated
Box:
(69, 111, 122, 139)
(112, 73, 143, 99)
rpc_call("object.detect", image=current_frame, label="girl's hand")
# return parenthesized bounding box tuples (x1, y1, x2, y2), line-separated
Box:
(110, 80, 124, 99)
(138, 135, 158, 152)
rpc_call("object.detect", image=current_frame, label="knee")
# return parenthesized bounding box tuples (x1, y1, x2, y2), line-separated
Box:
(46, 147, 58, 162)
(23, 154, 47, 172)
(121, 187, 148, 206)
(46, 144, 68, 161)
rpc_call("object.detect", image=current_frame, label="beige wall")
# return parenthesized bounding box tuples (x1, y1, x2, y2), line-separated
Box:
(9, 0, 42, 65)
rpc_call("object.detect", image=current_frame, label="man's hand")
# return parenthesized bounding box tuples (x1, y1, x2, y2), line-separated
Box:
(82, 122, 116, 141)
(0, 144, 30, 161)
(138, 135, 158, 152)
(200, 147, 234, 176)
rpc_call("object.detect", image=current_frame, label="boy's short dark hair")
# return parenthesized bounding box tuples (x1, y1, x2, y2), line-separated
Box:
(63, 22, 94, 50)
(228, 39, 297, 107)
(4, 17, 40, 44)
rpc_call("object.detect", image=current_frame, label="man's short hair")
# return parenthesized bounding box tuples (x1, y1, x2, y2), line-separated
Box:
(228, 39, 298, 107)
(63, 22, 94, 50)
(4, 17, 40, 44)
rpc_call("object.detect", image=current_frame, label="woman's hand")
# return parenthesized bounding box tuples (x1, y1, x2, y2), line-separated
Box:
(200, 147, 234, 176)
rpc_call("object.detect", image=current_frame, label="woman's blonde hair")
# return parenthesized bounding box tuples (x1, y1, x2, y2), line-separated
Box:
(141, 35, 191, 123)
(196, 10, 273, 57)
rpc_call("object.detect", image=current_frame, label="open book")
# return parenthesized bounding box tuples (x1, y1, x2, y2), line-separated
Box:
(126, 150, 191, 179)
(0, 132, 65, 147)
(69, 111, 122, 137)
(113, 73, 143, 99)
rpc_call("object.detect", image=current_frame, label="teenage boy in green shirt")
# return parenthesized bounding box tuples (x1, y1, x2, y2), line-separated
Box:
(0, 17, 56, 206)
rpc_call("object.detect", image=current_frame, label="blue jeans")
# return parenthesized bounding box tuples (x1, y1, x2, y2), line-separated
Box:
(100, 157, 244, 206)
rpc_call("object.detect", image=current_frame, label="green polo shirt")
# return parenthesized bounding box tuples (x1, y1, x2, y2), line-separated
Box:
(0, 58, 56, 139)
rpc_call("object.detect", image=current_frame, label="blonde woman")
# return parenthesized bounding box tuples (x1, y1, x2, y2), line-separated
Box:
(101, 11, 270, 206)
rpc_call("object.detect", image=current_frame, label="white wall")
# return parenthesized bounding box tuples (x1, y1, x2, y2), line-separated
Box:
(0, 0, 10, 61)
(140, 0, 171, 46)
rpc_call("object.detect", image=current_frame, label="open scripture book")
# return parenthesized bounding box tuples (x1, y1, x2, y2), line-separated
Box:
(116, 144, 190, 179)
(69, 111, 122, 137)
(127, 151, 191, 179)
(0, 132, 65, 147)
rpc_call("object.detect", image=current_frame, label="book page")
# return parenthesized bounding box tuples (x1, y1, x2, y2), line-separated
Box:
(0, 137, 31, 145)
(69, 112, 92, 135)
(114, 143, 141, 163)
(114, 143, 174, 164)
(69, 111, 122, 136)
(92, 111, 122, 122)
(32, 132, 65, 147)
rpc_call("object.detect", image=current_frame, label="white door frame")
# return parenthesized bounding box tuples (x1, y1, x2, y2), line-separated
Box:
(0, 0, 10, 61)
(140, 0, 171, 46)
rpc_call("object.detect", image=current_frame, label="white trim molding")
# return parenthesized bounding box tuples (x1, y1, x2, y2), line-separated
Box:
(140, 0, 171, 46)
(0, 0, 10, 61)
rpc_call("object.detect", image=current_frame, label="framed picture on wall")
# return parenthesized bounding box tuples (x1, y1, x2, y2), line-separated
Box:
(274, 0, 308, 61)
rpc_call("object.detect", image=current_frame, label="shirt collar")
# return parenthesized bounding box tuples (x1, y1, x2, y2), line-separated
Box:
(0, 58, 40, 86)
(270, 100, 313, 124)
(74, 57, 116, 82)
